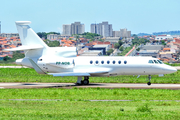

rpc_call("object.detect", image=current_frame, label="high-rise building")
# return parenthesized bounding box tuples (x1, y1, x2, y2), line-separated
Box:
(71, 22, 85, 35)
(91, 22, 113, 37)
(62, 22, 85, 36)
(120, 28, 131, 38)
(113, 28, 131, 38)
(112, 31, 120, 37)
(91, 24, 100, 34)
(62, 24, 71, 36)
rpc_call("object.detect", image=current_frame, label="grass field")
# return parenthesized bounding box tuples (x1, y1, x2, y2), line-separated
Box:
(0, 63, 20, 66)
(1, 88, 180, 100)
(0, 68, 179, 83)
(0, 88, 180, 119)
(0, 68, 180, 119)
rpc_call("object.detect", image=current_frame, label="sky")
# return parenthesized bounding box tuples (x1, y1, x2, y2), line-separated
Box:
(0, 0, 180, 34)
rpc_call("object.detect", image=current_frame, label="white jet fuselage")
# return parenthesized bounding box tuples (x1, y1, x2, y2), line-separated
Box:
(33, 56, 177, 76)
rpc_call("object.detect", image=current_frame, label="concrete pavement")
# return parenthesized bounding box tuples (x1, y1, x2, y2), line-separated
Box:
(0, 83, 180, 89)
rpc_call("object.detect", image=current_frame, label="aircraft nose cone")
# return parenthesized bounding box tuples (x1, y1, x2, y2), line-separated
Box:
(171, 67, 177, 73)
(164, 66, 177, 73)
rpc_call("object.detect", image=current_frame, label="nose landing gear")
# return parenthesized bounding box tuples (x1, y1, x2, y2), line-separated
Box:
(147, 75, 151, 86)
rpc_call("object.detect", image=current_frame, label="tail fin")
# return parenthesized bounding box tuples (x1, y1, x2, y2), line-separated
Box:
(4, 21, 49, 58)
(15, 21, 48, 48)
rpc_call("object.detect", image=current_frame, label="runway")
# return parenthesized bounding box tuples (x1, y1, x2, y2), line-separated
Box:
(1, 83, 180, 89)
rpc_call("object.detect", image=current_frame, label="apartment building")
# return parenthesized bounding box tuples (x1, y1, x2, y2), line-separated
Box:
(62, 22, 85, 36)
(91, 22, 113, 37)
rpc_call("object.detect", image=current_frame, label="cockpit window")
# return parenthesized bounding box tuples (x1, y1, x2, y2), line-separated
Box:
(153, 60, 158, 64)
(157, 60, 163, 64)
(149, 60, 163, 64)
(148, 60, 154, 63)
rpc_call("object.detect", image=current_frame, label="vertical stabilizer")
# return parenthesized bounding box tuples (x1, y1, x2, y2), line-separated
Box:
(15, 21, 49, 58)
(15, 21, 48, 48)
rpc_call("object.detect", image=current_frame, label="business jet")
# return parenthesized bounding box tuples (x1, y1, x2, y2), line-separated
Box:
(4, 21, 177, 86)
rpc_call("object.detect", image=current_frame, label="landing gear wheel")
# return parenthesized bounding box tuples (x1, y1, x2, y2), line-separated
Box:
(147, 82, 151, 86)
(83, 79, 89, 85)
(81, 80, 84, 85)
(147, 75, 151, 86)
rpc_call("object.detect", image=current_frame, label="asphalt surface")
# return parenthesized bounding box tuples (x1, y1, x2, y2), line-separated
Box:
(1, 83, 180, 89)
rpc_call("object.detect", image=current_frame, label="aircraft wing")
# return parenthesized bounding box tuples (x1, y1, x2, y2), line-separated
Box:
(48, 73, 90, 76)
(48, 71, 109, 77)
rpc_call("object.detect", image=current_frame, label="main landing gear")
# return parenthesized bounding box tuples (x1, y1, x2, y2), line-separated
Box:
(76, 76, 89, 85)
(147, 75, 151, 86)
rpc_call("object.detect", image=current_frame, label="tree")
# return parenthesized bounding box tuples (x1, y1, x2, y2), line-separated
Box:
(37, 32, 47, 39)
(136, 48, 140, 51)
(161, 40, 166, 46)
(98, 39, 103, 42)
(37, 32, 60, 39)
(114, 43, 120, 49)
(132, 37, 149, 45)
(132, 34, 138, 37)
(44, 40, 60, 47)
(12, 51, 25, 60)
(77, 32, 100, 40)
(118, 40, 123, 46)
(3, 56, 11, 61)
(119, 46, 124, 51)
(76, 35, 79, 45)
(106, 49, 114, 55)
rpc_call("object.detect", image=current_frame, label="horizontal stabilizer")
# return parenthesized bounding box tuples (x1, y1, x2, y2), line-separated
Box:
(48, 72, 90, 77)
(3, 45, 43, 51)
(28, 58, 46, 74)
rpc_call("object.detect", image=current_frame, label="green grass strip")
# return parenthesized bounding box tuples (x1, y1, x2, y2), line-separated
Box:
(0, 68, 179, 83)
(0, 88, 180, 100)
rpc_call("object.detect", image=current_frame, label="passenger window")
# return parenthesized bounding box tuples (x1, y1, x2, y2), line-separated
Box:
(153, 60, 158, 64)
(157, 60, 163, 64)
(148, 60, 154, 63)
(118, 61, 121, 64)
(96, 61, 98, 64)
(124, 60, 127, 64)
(107, 60, 110, 64)
(101, 61, 104, 64)
(90, 60, 93, 64)
(113, 61, 115, 64)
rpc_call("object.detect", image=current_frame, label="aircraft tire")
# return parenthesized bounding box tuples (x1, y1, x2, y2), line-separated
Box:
(81, 80, 84, 85)
(83, 79, 89, 85)
(147, 82, 151, 86)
